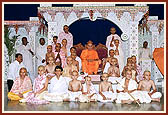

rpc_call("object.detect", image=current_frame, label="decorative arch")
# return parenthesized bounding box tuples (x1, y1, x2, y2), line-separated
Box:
(69, 18, 123, 45)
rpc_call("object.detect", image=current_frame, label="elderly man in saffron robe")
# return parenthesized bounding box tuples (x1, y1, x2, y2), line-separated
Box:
(80, 41, 101, 75)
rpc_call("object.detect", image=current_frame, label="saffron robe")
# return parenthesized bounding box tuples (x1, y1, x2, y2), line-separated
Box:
(80, 49, 99, 75)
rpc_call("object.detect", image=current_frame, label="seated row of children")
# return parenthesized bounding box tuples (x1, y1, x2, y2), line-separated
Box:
(8, 63, 162, 104)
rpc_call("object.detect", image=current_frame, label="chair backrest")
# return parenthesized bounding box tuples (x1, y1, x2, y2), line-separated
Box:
(95, 43, 108, 69)
(95, 43, 108, 60)
(74, 43, 85, 57)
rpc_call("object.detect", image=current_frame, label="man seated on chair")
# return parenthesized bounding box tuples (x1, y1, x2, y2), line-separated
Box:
(80, 40, 101, 75)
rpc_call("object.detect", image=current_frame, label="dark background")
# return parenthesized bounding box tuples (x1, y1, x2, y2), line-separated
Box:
(4, 4, 164, 45)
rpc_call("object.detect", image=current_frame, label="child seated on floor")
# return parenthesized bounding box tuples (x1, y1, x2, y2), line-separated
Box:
(8, 67, 32, 101)
(80, 76, 98, 102)
(136, 70, 162, 103)
(45, 56, 56, 80)
(107, 57, 120, 83)
(116, 69, 138, 104)
(68, 70, 82, 101)
(45, 45, 55, 65)
(97, 73, 116, 102)
(20, 65, 49, 104)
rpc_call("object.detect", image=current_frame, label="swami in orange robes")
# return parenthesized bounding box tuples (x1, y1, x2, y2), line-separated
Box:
(80, 49, 100, 75)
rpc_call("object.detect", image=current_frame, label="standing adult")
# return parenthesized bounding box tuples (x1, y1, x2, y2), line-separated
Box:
(7, 53, 25, 92)
(16, 37, 34, 82)
(36, 38, 47, 67)
(138, 41, 152, 63)
(58, 25, 73, 56)
(51, 36, 58, 52)
(106, 27, 122, 55)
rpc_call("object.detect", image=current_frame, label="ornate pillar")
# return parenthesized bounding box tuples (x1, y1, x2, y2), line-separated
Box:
(150, 25, 159, 53)
(28, 26, 39, 78)
(129, 21, 139, 61)
(48, 22, 58, 45)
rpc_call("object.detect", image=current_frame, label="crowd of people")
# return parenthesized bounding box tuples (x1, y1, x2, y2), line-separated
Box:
(7, 25, 161, 105)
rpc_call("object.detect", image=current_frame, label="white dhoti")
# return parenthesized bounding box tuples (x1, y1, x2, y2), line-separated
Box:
(97, 91, 117, 102)
(116, 92, 138, 103)
(43, 92, 69, 102)
(79, 93, 98, 102)
(151, 92, 162, 99)
(108, 77, 122, 93)
(130, 91, 151, 103)
(68, 91, 82, 101)
(116, 78, 138, 103)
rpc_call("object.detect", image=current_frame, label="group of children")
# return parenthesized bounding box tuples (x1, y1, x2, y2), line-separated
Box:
(8, 63, 162, 105)
(7, 34, 162, 105)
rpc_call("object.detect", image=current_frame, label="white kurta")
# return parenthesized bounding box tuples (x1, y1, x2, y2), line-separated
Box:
(113, 45, 124, 74)
(116, 78, 138, 103)
(138, 47, 152, 63)
(76, 56, 82, 72)
(36, 44, 47, 66)
(106, 34, 124, 73)
(16, 44, 34, 81)
(44, 76, 69, 102)
(7, 60, 25, 80)
(106, 34, 122, 55)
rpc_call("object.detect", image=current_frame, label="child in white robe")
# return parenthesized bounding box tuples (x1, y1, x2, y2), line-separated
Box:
(116, 70, 138, 104)
(97, 73, 116, 102)
(107, 57, 121, 93)
(68, 70, 82, 101)
(80, 76, 98, 102)
(135, 70, 162, 103)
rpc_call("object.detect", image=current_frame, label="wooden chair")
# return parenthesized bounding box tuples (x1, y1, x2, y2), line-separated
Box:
(74, 43, 85, 57)
(95, 43, 108, 69)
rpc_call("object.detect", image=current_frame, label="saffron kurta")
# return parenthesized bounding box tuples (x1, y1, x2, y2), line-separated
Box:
(80, 49, 99, 75)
